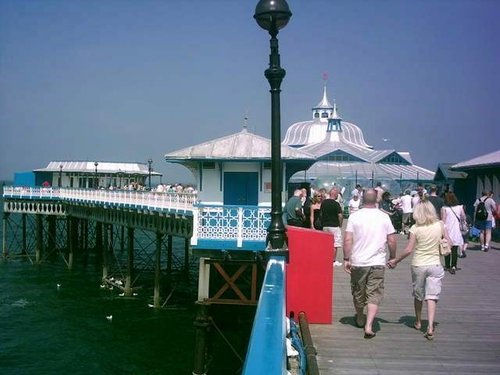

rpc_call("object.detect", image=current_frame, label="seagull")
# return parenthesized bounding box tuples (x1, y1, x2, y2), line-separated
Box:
(147, 304, 155, 308)
(100, 284, 106, 289)
(133, 292, 138, 296)
(116, 280, 123, 286)
(56, 284, 61, 290)
(118, 292, 125, 297)
(108, 286, 113, 290)
(106, 315, 113, 321)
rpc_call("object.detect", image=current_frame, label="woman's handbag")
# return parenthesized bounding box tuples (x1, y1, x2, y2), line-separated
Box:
(449, 206, 469, 236)
(439, 238, 451, 256)
(439, 221, 451, 256)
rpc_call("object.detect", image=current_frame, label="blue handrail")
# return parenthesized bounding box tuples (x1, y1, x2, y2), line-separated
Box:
(242, 256, 287, 374)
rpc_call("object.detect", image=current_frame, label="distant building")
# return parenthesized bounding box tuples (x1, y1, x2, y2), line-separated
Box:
(28, 160, 161, 189)
(450, 149, 500, 212)
(283, 86, 435, 195)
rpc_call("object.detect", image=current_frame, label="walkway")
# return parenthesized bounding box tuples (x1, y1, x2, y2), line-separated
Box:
(310, 235, 500, 375)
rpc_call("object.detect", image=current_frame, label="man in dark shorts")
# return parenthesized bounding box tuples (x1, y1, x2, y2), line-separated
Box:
(343, 189, 397, 338)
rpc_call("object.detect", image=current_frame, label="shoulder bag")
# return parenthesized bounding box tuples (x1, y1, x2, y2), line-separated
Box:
(439, 221, 451, 257)
(449, 206, 469, 236)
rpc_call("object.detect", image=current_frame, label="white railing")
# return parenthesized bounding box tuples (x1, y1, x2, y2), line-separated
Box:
(2, 187, 197, 214)
(3, 186, 273, 250)
(192, 204, 271, 248)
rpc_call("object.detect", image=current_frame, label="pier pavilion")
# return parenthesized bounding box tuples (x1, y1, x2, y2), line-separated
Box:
(20, 160, 162, 189)
(283, 86, 435, 195)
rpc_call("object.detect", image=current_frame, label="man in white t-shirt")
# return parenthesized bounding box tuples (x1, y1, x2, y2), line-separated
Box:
(343, 189, 397, 339)
(400, 190, 413, 234)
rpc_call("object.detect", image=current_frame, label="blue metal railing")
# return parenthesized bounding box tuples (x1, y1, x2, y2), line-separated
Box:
(242, 256, 287, 374)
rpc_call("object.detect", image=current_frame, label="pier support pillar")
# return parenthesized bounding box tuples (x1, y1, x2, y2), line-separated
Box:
(47, 216, 56, 255)
(2, 212, 9, 258)
(193, 302, 210, 375)
(167, 235, 173, 279)
(35, 214, 43, 263)
(68, 217, 78, 270)
(153, 232, 163, 308)
(120, 226, 125, 252)
(184, 237, 190, 278)
(95, 221, 103, 255)
(124, 227, 134, 297)
(102, 223, 109, 281)
(21, 213, 27, 255)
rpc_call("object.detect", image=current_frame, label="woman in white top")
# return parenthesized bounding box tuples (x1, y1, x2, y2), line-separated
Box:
(441, 192, 465, 274)
(388, 201, 451, 340)
(348, 193, 361, 215)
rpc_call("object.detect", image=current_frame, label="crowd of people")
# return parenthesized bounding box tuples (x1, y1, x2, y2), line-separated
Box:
(101, 182, 197, 194)
(284, 183, 498, 340)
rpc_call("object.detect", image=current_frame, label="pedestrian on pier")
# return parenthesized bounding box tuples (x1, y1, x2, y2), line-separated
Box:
(320, 187, 344, 266)
(343, 188, 397, 339)
(441, 192, 465, 274)
(387, 201, 449, 340)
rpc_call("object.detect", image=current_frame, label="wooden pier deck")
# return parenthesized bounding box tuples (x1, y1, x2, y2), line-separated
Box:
(310, 235, 500, 374)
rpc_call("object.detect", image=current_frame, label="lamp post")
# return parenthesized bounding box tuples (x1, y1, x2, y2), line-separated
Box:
(254, 0, 292, 251)
(147, 158, 153, 190)
(59, 164, 63, 188)
(94, 161, 99, 189)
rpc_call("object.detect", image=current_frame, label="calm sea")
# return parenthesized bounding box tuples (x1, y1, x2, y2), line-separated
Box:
(0, 194, 250, 374)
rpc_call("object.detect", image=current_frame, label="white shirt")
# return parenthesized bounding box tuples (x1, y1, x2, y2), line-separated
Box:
(401, 195, 413, 213)
(345, 208, 396, 267)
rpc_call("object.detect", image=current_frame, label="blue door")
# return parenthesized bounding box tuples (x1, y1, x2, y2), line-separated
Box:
(224, 172, 258, 206)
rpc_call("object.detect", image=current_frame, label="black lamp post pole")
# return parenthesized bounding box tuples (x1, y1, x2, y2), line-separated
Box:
(59, 164, 63, 188)
(94, 162, 99, 189)
(147, 158, 153, 190)
(254, 0, 292, 251)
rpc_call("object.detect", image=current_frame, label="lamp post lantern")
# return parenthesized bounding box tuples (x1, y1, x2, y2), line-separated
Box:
(59, 164, 63, 187)
(254, 0, 292, 251)
(94, 161, 99, 189)
(147, 158, 153, 190)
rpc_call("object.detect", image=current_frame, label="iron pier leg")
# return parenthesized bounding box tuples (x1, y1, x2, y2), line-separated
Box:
(82, 219, 89, 267)
(21, 213, 27, 255)
(193, 302, 210, 375)
(125, 226, 134, 297)
(68, 217, 78, 270)
(184, 237, 190, 279)
(35, 214, 43, 263)
(47, 216, 56, 255)
(120, 226, 125, 252)
(153, 232, 162, 308)
(102, 223, 109, 281)
(2, 212, 9, 258)
(167, 235, 173, 280)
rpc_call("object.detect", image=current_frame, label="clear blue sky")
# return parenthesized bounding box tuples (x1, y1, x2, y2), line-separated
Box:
(1, 0, 498, 183)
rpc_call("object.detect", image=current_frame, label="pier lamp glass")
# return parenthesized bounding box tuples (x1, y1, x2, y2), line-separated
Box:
(254, 0, 292, 32)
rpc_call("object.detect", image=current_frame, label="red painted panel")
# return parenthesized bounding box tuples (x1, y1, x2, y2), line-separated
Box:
(286, 226, 334, 324)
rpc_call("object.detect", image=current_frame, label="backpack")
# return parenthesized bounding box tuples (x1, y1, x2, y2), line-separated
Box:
(475, 198, 488, 221)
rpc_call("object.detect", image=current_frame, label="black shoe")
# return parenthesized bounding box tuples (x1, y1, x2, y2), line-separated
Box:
(450, 267, 456, 274)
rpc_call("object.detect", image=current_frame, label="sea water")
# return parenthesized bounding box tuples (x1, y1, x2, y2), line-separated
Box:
(0, 194, 250, 374)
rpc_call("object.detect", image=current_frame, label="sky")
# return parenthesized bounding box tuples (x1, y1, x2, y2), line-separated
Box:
(1, 0, 498, 184)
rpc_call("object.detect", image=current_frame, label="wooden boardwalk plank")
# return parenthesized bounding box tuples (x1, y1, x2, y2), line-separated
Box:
(310, 235, 500, 374)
